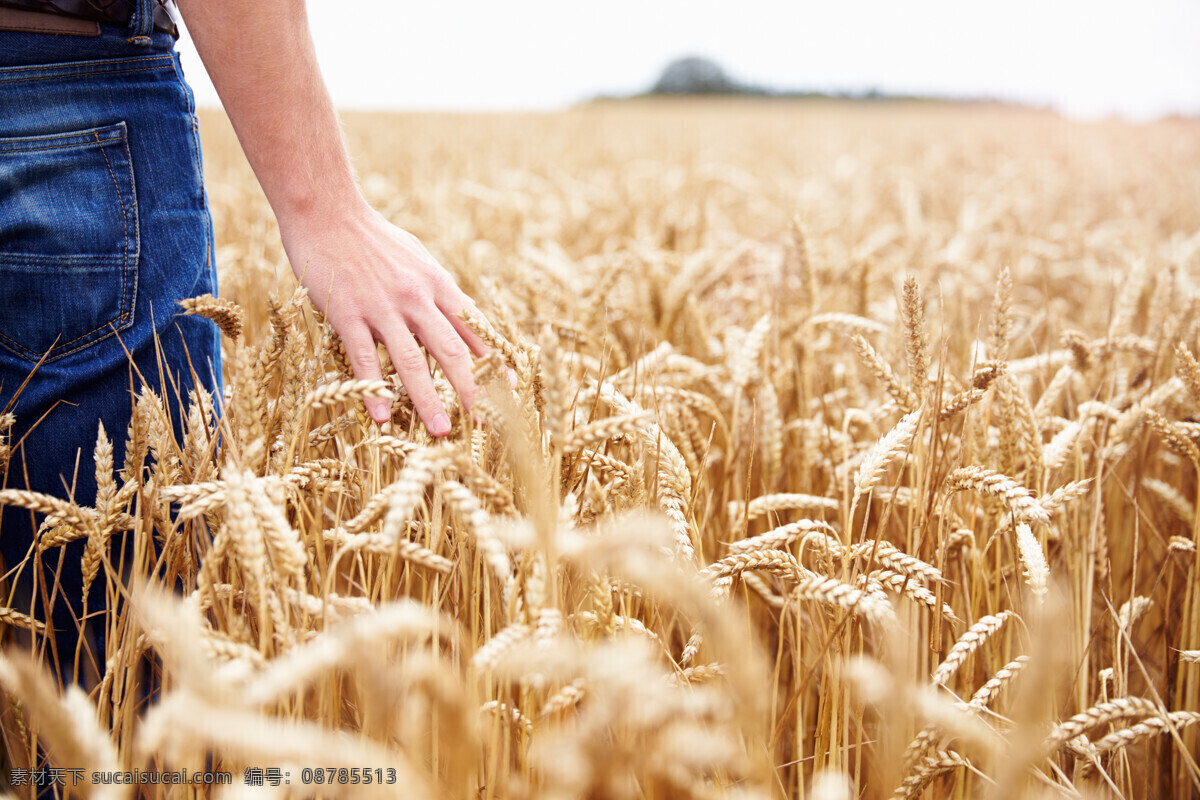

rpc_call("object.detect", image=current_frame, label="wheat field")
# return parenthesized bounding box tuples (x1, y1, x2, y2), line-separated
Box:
(1, 99, 1200, 799)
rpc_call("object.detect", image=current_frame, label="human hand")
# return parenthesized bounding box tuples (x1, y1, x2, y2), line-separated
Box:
(278, 199, 489, 436)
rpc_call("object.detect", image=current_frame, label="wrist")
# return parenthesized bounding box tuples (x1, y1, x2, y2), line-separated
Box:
(269, 172, 369, 230)
(276, 192, 383, 281)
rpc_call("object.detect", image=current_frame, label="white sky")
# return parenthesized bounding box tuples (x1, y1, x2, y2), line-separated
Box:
(175, 0, 1200, 121)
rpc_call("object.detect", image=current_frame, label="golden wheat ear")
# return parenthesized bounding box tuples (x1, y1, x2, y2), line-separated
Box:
(3, 105, 1196, 799)
(179, 294, 245, 341)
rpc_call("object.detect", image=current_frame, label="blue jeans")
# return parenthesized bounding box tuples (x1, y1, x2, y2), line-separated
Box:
(0, 10, 222, 688)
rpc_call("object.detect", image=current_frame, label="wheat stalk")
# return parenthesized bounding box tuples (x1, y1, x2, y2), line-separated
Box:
(1044, 697, 1163, 754)
(932, 611, 1015, 686)
(853, 407, 923, 505)
(180, 293, 245, 340)
(944, 467, 1050, 525)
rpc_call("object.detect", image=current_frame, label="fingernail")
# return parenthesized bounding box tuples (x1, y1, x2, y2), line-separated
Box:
(505, 368, 518, 389)
(367, 400, 390, 424)
(430, 412, 452, 437)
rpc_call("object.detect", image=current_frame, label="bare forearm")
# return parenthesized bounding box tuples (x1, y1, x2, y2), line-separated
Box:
(176, 0, 363, 222)
(171, 1, 491, 436)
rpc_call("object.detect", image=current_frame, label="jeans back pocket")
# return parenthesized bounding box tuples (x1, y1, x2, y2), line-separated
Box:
(0, 122, 138, 363)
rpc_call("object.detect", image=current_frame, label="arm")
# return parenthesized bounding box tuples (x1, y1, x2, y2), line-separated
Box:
(175, 0, 487, 436)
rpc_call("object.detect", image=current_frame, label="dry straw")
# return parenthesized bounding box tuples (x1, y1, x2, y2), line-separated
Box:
(746, 493, 840, 520)
(967, 654, 1031, 710)
(1, 103, 1196, 800)
(944, 467, 1051, 526)
(932, 611, 1015, 686)
(1043, 697, 1163, 754)
(180, 293, 245, 340)
(1014, 523, 1049, 598)
(853, 407, 923, 506)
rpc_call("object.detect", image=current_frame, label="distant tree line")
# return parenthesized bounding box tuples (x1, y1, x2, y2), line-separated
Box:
(650, 57, 743, 95)
(643, 55, 1021, 105)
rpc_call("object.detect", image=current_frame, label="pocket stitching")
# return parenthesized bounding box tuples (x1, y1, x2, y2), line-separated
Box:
(0, 126, 137, 361)
(0, 55, 171, 76)
(0, 254, 126, 266)
(93, 129, 133, 347)
(0, 141, 117, 154)
(0, 63, 173, 86)
(0, 126, 123, 153)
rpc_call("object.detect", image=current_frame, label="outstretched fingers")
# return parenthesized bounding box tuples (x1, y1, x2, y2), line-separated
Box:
(338, 321, 391, 424)
(383, 324, 453, 437)
(413, 310, 480, 413)
(338, 303, 485, 437)
(442, 296, 492, 359)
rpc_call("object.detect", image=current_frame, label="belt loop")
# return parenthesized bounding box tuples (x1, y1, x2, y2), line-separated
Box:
(128, 0, 156, 44)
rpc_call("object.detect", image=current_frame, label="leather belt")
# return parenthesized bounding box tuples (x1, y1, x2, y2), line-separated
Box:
(0, 0, 177, 37)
